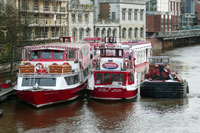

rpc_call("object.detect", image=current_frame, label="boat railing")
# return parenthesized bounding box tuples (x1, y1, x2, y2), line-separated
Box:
(19, 64, 73, 75)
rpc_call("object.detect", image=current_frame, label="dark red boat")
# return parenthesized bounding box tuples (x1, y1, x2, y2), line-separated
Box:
(140, 56, 189, 98)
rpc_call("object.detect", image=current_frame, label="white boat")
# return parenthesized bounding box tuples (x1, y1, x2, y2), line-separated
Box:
(14, 42, 91, 108)
(88, 38, 152, 100)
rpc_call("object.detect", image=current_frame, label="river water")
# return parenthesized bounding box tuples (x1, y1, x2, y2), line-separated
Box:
(1, 45, 200, 133)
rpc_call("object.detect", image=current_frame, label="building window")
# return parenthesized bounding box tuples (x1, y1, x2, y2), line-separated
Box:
(72, 13, 76, 23)
(128, 9, 132, 20)
(112, 12, 116, 20)
(140, 28, 144, 38)
(96, 28, 100, 37)
(113, 29, 117, 37)
(22, 0, 28, 10)
(53, 3, 57, 12)
(0, 0, 2, 12)
(122, 28, 126, 38)
(107, 28, 111, 37)
(79, 28, 84, 40)
(51, 27, 58, 37)
(128, 28, 132, 39)
(44, 1, 49, 11)
(85, 14, 89, 23)
(86, 28, 90, 37)
(78, 14, 82, 23)
(35, 27, 41, 38)
(134, 9, 138, 21)
(72, 28, 77, 40)
(140, 9, 144, 21)
(34, 0, 39, 11)
(122, 8, 126, 20)
(134, 28, 138, 38)
(101, 28, 105, 37)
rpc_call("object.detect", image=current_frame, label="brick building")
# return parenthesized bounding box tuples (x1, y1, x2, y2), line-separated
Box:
(146, 0, 181, 37)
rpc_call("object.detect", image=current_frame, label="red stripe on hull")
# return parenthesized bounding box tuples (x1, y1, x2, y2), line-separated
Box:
(15, 82, 87, 108)
(90, 87, 138, 100)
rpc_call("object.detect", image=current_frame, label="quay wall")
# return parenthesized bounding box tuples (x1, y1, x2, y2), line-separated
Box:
(147, 36, 200, 55)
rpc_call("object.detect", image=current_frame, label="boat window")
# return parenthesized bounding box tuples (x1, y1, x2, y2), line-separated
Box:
(83, 67, 89, 78)
(106, 50, 116, 57)
(104, 73, 111, 84)
(111, 73, 118, 81)
(42, 50, 52, 59)
(54, 51, 64, 59)
(22, 78, 56, 86)
(96, 73, 103, 84)
(65, 75, 79, 85)
(162, 58, 169, 64)
(32, 51, 41, 60)
(68, 49, 76, 59)
(149, 58, 155, 64)
(95, 73, 125, 84)
(129, 72, 134, 82)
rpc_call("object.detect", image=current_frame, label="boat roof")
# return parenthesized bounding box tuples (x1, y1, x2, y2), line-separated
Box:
(149, 56, 170, 59)
(24, 43, 90, 51)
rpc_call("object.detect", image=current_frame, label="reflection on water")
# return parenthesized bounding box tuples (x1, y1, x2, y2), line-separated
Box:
(87, 100, 134, 132)
(1, 45, 200, 132)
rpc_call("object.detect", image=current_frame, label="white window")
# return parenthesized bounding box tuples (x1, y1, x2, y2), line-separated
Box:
(140, 28, 144, 38)
(78, 14, 82, 23)
(122, 28, 126, 38)
(96, 28, 100, 37)
(112, 12, 116, 20)
(79, 28, 84, 40)
(140, 9, 144, 21)
(134, 9, 138, 21)
(122, 8, 126, 20)
(128, 28, 132, 39)
(34, 0, 39, 11)
(86, 28, 90, 37)
(128, 9, 132, 20)
(72, 13, 76, 23)
(85, 14, 89, 23)
(134, 28, 138, 38)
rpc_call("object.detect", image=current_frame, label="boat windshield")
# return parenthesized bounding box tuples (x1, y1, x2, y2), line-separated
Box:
(22, 78, 56, 86)
(100, 49, 123, 57)
(31, 50, 64, 60)
(95, 72, 125, 85)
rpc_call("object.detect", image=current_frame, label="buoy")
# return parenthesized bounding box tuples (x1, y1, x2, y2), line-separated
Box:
(0, 109, 3, 116)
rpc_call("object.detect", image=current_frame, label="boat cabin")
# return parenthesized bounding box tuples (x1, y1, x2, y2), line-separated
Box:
(20, 43, 90, 75)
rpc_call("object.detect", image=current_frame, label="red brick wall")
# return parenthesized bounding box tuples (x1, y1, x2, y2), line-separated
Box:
(146, 15, 161, 32)
(195, 2, 200, 21)
(100, 3, 110, 20)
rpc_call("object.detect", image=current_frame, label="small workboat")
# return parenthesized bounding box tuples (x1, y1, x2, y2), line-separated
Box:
(140, 56, 189, 98)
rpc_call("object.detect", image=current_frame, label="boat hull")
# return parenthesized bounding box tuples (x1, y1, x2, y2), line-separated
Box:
(15, 82, 87, 108)
(89, 87, 137, 100)
(140, 81, 189, 98)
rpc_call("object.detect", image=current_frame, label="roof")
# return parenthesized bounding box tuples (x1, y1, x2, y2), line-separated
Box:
(24, 43, 90, 51)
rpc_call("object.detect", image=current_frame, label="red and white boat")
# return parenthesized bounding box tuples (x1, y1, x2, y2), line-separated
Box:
(88, 38, 152, 100)
(14, 42, 91, 108)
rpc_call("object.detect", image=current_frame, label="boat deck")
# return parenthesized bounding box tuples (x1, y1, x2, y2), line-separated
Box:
(0, 87, 14, 101)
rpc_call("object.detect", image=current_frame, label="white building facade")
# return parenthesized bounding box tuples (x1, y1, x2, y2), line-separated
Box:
(68, 0, 94, 42)
(94, 0, 146, 42)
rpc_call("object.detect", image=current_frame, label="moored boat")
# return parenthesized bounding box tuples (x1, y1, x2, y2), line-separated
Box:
(14, 42, 91, 108)
(140, 56, 189, 98)
(88, 38, 152, 100)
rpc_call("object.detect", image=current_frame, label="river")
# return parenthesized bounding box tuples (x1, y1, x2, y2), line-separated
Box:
(1, 45, 200, 133)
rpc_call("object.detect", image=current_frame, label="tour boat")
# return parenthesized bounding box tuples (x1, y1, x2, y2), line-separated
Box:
(88, 38, 152, 100)
(14, 42, 91, 108)
(140, 56, 189, 98)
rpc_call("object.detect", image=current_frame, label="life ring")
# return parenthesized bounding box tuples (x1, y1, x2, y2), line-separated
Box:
(36, 63, 46, 73)
(124, 60, 132, 69)
(63, 62, 70, 66)
(24, 62, 31, 65)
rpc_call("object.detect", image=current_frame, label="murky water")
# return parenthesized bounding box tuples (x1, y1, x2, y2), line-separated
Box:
(1, 45, 200, 133)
